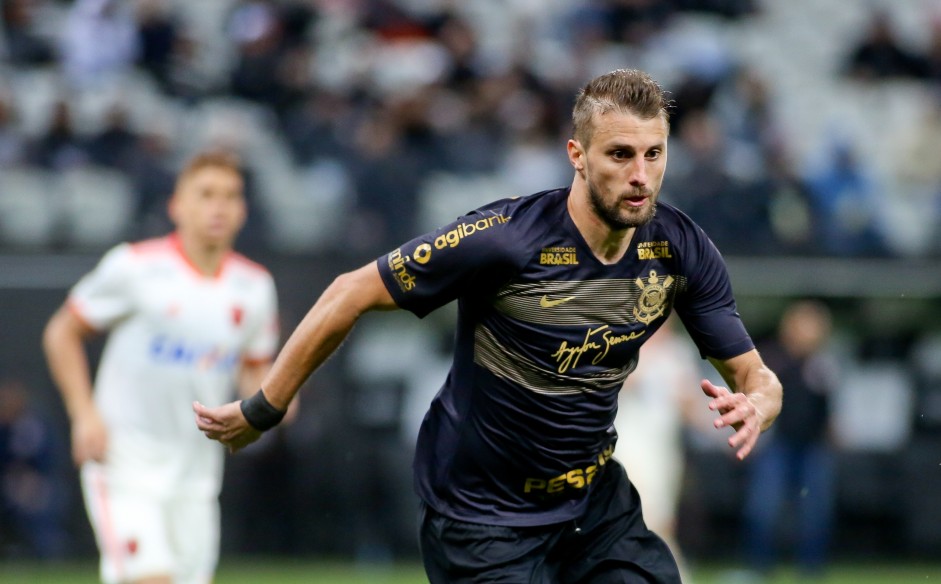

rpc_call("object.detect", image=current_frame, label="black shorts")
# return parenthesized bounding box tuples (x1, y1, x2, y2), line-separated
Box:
(419, 459, 681, 583)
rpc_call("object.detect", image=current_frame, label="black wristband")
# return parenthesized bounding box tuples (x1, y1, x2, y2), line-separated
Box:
(240, 389, 286, 432)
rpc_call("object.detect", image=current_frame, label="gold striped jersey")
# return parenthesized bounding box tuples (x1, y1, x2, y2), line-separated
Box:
(376, 187, 753, 526)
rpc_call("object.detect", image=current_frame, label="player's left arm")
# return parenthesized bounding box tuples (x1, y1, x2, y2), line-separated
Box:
(237, 359, 300, 424)
(195, 262, 396, 451)
(703, 349, 782, 461)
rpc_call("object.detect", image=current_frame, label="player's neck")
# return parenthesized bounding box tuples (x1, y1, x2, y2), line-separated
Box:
(566, 188, 635, 265)
(172, 232, 230, 277)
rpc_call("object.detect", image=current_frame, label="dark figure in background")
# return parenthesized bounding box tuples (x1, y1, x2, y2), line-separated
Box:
(843, 9, 925, 80)
(1, 0, 56, 65)
(85, 104, 140, 172)
(0, 377, 68, 559)
(804, 139, 888, 257)
(743, 300, 839, 579)
(346, 109, 425, 255)
(134, 0, 181, 92)
(29, 100, 89, 171)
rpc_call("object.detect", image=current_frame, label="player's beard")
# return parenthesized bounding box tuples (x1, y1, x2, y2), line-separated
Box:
(587, 179, 658, 231)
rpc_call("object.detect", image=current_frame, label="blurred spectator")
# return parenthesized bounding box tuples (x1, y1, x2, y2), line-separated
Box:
(428, 10, 485, 92)
(615, 316, 701, 582)
(662, 109, 775, 254)
(125, 128, 176, 239)
(0, 93, 27, 168)
(346, 106, 425, 254)
(1, 0, 56, 65)
(756, 146, 817, 256)
(281, 89, 354, 166)
(675, 0, 757, 19)
(0, 0, 933, 262)
(161, 28, 213, 102)
(710, 65, 782, 160)
(916, 16, 941, 83)
(741, 300, 840, 580)
(892, 93, 941, 256)
(28, 99, 89, 170)
(499, 119, 570, 197)
(85, 103, 140, 172)
(803, 138, 888, 257)
(59, 0, 139, 88)
(227, 0, 312, 114)
(843, 9, 925, 81)
(0, 376, 68, 559)
(133, 0, 180, 92)
(616, 0, 676, 43)
(357, 0, 431, 42)
(666, 71, 722, 138)
(430, 79, 500, 175)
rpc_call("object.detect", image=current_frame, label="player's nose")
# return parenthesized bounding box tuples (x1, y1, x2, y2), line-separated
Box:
(628, 159, 648, 186)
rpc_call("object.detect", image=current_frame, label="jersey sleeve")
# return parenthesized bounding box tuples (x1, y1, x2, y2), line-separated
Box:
(243, 273, 280, 363)
(376, 207, 520, 318)
(673, 223, 755, 360)
(67, 244, 136, 331)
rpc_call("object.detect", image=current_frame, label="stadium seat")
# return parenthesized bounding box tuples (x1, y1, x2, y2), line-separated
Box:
(262, 158, 353, 254)
(417, 173, 515, 233)
(832, 361, 915, 451)
(0, 166, 58, 248)
(58, 166, 134, 249)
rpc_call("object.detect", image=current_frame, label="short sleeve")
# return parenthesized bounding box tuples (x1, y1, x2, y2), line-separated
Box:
(674, 224, 754, 360)
(376, 208, 520, 318)
(243, 274, 280, 363)
(68, 244, 136, 331)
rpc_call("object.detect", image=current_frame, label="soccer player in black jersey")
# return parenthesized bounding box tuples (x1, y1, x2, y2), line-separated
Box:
(196, 68, 783, 583)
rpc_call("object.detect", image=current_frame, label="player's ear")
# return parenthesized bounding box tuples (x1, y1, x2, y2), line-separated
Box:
(567, 139, 586, 172)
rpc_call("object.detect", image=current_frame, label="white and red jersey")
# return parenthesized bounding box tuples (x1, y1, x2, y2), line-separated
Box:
(69, 234, 279, 499)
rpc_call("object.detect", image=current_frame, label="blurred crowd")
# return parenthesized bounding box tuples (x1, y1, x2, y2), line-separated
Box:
(2, 0, 941, 257)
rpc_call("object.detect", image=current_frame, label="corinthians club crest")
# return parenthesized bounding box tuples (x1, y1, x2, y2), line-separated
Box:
(633, 270, 673, 324)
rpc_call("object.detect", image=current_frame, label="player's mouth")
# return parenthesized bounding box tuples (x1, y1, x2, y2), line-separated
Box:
(624, 194, 648, 208)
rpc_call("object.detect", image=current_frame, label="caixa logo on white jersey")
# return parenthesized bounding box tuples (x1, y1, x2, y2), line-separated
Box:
(149, 335, 239, 371)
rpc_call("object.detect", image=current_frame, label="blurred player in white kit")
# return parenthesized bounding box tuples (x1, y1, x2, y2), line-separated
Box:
(615, 316, 701, 581)
(43, 151, 279, 584)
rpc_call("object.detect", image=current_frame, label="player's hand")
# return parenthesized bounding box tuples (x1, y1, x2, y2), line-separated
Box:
(72, 407, 108, 466)
(193, 400, 262, 453)
(701, 379, 765, 461)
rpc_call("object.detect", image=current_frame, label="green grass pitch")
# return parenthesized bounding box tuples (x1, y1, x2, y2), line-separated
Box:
(1, 559, 938, 583)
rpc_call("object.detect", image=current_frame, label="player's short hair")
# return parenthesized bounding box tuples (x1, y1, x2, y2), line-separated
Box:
(176, 150, 243, 188)
(572, 69, 671, 148)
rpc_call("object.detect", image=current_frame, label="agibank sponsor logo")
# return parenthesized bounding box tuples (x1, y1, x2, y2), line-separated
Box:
(434, 213, 510, 249)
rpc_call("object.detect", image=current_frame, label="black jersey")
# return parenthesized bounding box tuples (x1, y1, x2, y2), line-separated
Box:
(376, 187, 753, 526)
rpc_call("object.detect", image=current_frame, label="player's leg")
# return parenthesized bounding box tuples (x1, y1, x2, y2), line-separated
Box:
(80, 464, 175, 584)
(418, 501, 562, 583)
(560, 460, 681, 584)
(167, 496, 220, 584)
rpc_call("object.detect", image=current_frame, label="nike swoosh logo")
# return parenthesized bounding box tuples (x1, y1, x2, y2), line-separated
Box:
(539, 295, 576, 308)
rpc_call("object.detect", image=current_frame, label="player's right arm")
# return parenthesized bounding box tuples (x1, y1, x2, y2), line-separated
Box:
(194, 262, 397, 451)
(43, 305, 107, 466)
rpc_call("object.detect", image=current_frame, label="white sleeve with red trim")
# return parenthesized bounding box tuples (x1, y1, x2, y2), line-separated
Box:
(243, 271, 279, 364)
(68, 244, 136, 331)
